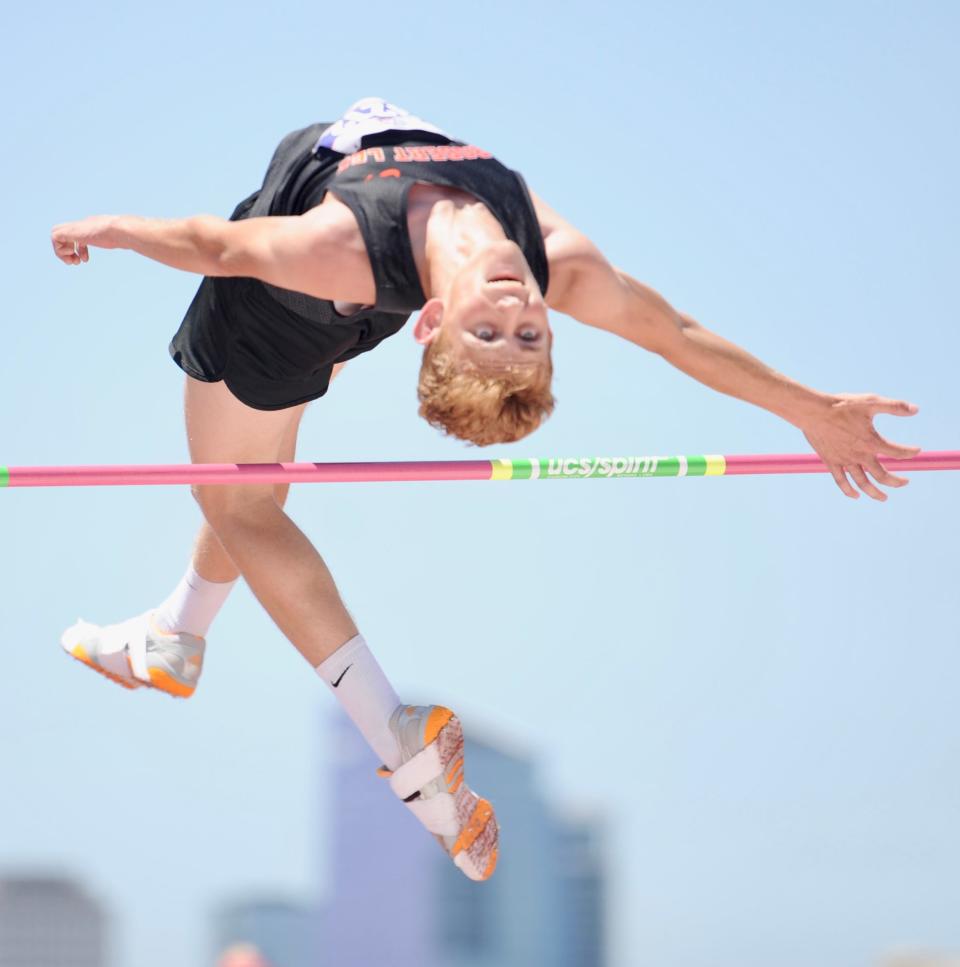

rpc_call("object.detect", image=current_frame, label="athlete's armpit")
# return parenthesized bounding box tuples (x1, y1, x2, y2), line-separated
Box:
(545, 243, 682, 353)
(530, 191, 678, 349)
(214, 207, 374, 305)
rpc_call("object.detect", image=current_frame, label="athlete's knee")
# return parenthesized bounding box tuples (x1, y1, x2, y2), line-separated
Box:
(191, 483, 279, 528)
(274, 482, 291, 508)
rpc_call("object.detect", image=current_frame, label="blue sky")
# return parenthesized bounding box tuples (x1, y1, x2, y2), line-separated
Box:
(2, 2, 958, 966)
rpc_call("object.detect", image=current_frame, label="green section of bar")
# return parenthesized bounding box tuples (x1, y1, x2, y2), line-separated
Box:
(538, 456, 688, 479)
(0, 467, 8, 488)
(506, 456, 717, 481)
(511, 459, 534, 480)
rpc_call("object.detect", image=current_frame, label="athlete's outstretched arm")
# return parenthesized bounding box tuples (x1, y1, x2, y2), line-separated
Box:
(547, 236, 919, 501)
(50, 209, 374, 304)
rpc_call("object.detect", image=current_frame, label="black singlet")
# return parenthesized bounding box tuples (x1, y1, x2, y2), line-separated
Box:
(169, 122, 548, 411)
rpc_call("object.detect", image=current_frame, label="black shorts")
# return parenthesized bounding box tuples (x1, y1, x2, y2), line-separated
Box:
(168, 124, 407, 411)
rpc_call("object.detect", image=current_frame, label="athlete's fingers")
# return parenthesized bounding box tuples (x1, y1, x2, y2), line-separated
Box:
(51, 230, 75, 252)
(865, 457, 908, 489)
(848, 464, 886, 502)
(874, 433, 922, 459)
(52, 235, 80, 265)
(831, 466, 860, 499)
(869, 397, 919, 417)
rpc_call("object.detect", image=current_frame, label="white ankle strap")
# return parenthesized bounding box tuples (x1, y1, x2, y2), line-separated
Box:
(122, 614, 152, 684)
(404, 795, 458, 837)
(386, 743, 444, 801)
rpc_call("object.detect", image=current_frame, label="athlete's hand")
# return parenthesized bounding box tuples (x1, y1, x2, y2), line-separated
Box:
(801, 393, 920, 501)
(51, 215, 120, 265)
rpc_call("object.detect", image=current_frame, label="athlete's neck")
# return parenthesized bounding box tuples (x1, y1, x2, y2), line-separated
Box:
(409, 186, 507, 299)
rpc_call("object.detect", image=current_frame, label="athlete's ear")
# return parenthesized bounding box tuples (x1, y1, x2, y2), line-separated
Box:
(413, 299, 444, 345)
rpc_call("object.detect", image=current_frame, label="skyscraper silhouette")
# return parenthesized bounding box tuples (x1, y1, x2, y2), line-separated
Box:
(0, 875, 107, 967)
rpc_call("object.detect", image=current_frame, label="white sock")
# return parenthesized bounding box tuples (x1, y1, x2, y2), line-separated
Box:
(317, 635, 403, 770)
(154, 564, 237, 638)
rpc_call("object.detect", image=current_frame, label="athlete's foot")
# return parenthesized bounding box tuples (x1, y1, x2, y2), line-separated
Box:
(60, 611, 205, 698)
(379, 705, 499, 881)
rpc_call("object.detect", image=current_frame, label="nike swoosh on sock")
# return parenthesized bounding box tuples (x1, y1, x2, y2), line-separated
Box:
(331, 664, 353, 688)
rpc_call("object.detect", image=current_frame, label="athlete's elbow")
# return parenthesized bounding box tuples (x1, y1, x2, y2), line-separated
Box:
(642, 309, 699, 358)
(187, 215, 244, 277)
(634, 304, 697, 359)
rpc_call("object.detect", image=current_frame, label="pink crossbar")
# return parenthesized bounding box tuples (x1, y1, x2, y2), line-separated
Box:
(5, 460, 495, 488)
(2, 451, 958, 488)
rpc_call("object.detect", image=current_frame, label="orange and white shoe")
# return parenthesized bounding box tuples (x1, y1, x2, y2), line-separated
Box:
(60, 611, 205, 698)
(379, 705, 499, 881)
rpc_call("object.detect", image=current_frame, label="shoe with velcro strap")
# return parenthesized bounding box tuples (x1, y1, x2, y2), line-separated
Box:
(60, 610, 205, 698)
(379, 704, 499, 882)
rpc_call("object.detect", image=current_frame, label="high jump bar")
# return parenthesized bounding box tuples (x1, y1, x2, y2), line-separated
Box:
(1, 451, 958, 488)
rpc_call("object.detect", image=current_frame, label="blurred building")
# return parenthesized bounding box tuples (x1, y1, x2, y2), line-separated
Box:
(214, 898, 318, 967)
(553, 818, 606, 967)
(0, 875, 107, 967)
(322, 714, 607, 967)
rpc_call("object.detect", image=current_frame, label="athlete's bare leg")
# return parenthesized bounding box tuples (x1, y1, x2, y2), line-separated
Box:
(188, 403, 305, 584)
(187, 364, 346, 584)
(184, 374, 357, 667)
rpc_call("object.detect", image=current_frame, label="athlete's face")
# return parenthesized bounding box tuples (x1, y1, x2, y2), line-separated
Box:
(416, 240, 551, 367)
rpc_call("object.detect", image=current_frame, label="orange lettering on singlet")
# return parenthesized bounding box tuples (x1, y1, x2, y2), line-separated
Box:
(387, 144, 494, 165)
(379, 169, 401, 178)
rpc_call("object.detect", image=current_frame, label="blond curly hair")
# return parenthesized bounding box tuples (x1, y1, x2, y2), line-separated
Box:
(417, 337, 555, 446)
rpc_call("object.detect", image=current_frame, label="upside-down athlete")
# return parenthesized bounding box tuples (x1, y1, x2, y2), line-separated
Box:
(50, 98, 919, 881)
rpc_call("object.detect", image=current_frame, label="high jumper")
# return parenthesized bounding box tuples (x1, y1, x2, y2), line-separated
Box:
(50, 97, 920, 881)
